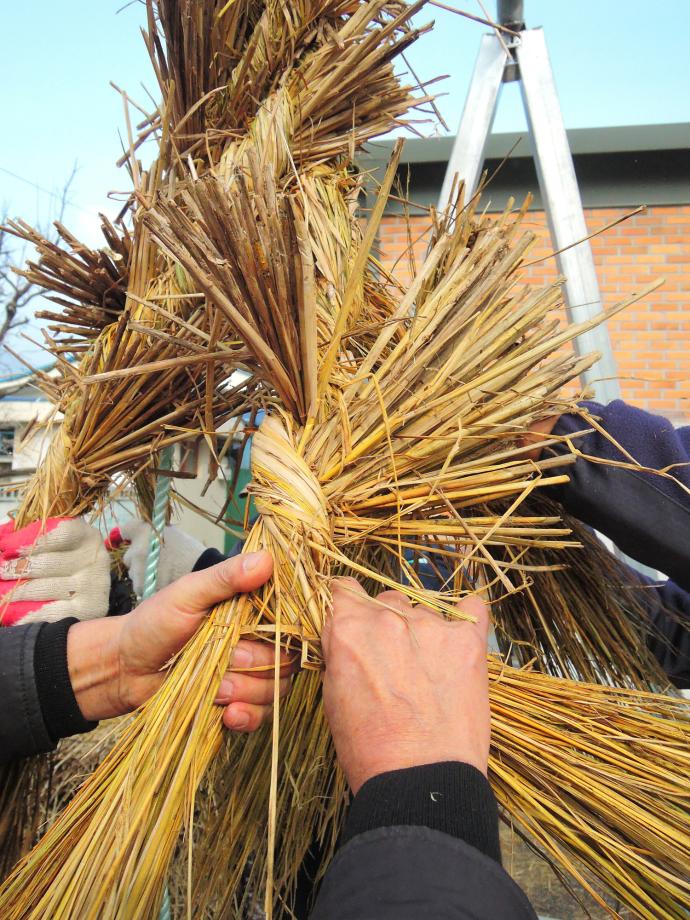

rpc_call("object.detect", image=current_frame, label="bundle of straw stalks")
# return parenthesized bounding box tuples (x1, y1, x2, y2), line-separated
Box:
(1, 2, 688, 918)
(0, 196, 261, 873)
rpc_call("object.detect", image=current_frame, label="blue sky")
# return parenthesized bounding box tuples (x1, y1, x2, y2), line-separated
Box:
(1, 1, 689, 369)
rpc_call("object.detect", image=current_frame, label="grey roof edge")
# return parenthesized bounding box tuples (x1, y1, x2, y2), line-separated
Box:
(360, 123, 690, 166)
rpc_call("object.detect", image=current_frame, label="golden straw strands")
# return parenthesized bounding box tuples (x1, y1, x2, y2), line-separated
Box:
(1, 2, 688, 918)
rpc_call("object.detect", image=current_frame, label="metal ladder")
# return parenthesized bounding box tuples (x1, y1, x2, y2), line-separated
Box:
(439, 0, 621, 405)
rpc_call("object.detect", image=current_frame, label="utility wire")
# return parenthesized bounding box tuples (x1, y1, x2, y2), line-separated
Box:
(0, 165, 92, 217)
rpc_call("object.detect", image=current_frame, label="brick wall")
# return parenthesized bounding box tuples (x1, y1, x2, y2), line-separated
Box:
(378, 205, 690, 422)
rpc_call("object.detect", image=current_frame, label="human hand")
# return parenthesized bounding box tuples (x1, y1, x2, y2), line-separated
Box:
(67, 551, 296, 730)
(0, 517, 110, 626)
(521, 415, 560, 461)
(107, 519, 207, 596)
(322, 580, 490, 794)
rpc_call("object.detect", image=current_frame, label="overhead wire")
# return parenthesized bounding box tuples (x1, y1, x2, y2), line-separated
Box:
(0, 166, 92, 217)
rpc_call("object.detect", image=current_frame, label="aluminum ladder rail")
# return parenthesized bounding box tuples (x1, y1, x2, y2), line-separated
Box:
(438, 0, 621, 405)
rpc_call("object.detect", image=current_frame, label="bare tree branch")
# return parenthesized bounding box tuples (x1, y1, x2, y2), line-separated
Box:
(0, 164, 78, 346)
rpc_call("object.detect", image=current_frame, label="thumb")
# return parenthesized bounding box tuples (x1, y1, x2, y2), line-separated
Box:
(160, 551, 273, 618)
(126, 551, 274, 668)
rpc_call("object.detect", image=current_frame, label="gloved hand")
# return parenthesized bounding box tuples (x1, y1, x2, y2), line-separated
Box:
(108, 520, 207, 598)
(0, 518, 111, 626)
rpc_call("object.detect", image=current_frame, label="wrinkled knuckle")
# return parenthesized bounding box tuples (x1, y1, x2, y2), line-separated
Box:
(376, 589, 408, 609)
(457, 594, 489, 622)
(211, 559, 239, 594)
(328, 617, 365, 662)
(332, 576, 362, 594)
(416, 605, 441, 627)
(379, 607, 409, 636)
(174, 569, 198, 594)
(331, 583, 367, 617)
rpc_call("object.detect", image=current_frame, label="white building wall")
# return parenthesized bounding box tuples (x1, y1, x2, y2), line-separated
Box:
(0, 397, 237, 552)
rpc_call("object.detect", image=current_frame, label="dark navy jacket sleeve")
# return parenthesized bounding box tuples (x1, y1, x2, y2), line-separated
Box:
(550, 400, 690, 591)
(637, 574, 690, 689)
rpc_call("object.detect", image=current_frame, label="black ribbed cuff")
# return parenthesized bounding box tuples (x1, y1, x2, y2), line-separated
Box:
(34, 618, 97, 743)
(342, 761, 501, 864)
(192, 547, 228, 571)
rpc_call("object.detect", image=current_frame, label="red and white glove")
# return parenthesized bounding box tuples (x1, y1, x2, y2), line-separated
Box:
(108, 520, 207, 598)
(0, 518, 111, 627)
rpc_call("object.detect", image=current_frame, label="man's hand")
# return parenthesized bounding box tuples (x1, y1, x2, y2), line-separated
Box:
(67, 551, 296, 731)
(322, 580, 490, 794)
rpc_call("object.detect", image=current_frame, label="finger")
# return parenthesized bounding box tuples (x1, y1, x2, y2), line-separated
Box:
(375, 589, 415, 615)
(331, 577, 367, 601)
(223, 702, 272, 733)
(215, 673, 291, 706)
(1, 569, 110, 606)
(31, 519, 101, 555)
(455, 594, 490, 643)
(157, 551, 274, 619)
(324, 577, 367, 655)
(229, 640, 298, 677)
(0, 546, 102, 581)
(0, 519, 69, 557)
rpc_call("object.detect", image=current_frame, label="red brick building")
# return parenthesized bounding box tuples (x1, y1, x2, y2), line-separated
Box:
(362, 124, 690, 422)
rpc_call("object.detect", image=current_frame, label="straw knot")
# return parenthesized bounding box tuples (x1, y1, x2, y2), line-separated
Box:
(250, 415, 330, 547)
(217, 90, 295, 187)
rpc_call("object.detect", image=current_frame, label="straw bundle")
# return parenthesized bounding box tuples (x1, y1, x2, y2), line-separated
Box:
(1, 2, 688, 918)
(490, 494, 671, 685)
(0, 0, 433, 882)
(0, 203, 259, 872)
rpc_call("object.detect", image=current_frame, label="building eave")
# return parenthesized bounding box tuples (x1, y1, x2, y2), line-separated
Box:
(359, 123, 690, 213)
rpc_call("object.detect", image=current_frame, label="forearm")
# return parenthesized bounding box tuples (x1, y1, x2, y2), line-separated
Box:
(551, 401, 690, 589)
(311, 763, 535, 920)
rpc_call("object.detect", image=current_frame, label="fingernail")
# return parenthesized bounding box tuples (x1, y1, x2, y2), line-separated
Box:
(216, 678, 233, 702)
(232, 646, 252, 668)
(228, 709, 250, 730)
(242, 551, 264, 573)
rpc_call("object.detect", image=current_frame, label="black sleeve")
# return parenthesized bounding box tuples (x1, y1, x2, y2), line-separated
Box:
(549, 400, 690, 590)
(33, 619, 97, 743)
(310, 763, 536, 920)
(192, 546, 235, 571)
(1, 616, 113, 761)
(310, 824, 536, 920)
(0, 624, 56, 762)
(341, 762, 501, 862)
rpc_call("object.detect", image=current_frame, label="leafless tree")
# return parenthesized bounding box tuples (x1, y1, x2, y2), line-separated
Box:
(0, 165, 77, 345)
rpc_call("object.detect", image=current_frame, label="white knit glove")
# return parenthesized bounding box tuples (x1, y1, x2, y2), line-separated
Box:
(113, 520, 207, 598)
(0, 517, 111, 626)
